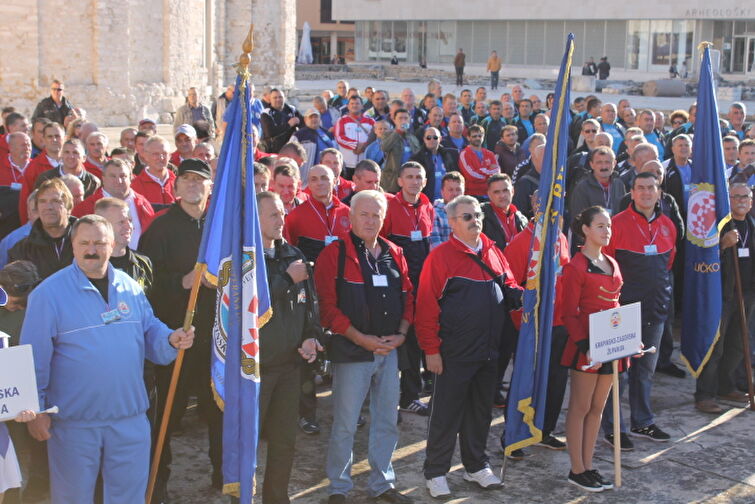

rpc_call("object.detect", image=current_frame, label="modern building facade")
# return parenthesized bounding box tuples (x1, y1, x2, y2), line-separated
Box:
(297, 0, 356, 64)
(333, 1, 755, 76)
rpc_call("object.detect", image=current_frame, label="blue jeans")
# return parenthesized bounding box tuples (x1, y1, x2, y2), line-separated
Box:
(603, 321, 665, 433)
(327, 350, 400, 497)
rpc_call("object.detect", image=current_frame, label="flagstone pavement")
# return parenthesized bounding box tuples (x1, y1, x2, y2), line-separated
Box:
(169, 348, 755, 504)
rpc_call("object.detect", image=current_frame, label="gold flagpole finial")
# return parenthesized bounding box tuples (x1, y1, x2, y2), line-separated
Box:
(239, 24, 254, 68)
(697, 41, 713, 52)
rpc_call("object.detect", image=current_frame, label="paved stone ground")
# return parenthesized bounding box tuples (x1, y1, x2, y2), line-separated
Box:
(165, 346, 755, 504)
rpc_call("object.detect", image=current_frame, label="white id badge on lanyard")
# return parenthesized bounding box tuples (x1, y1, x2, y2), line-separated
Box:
(410, 230, 423, 242)
(10, 182, 22, 191)
(325, 235, 338, 245)
(372, 275, 388, 287)
(739, 247, 750, 258)
(644, 244, 658, 255)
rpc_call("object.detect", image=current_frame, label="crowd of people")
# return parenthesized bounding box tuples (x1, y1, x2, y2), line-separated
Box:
(0, 74, 753, 504)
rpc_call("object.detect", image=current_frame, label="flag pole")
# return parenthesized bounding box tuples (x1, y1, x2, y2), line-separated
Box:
(729, 246, 755, 411)
(611, 360, 622, 487)
(146, 263, 207, 504)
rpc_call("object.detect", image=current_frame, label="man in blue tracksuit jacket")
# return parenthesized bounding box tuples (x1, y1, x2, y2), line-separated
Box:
(20, 214, 194, 504)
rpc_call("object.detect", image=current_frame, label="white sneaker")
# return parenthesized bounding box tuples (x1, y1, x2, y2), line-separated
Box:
(463, 467, 502, 489)
(426, 476, 451, 498)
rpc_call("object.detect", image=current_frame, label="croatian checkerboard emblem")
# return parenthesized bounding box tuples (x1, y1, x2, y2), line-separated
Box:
(686, 183, 719, 248)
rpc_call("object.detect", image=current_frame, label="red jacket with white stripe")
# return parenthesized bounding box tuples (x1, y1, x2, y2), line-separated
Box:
(458, 146, 500, 196)
(284, 196, 351, 262)
(380, 191, 435, 289)
(334, 114, 374, 168)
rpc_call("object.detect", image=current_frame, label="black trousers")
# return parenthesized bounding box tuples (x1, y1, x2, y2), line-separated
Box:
(153, 337, 223, 485)
(543, 326, 569, 437)
(455, 66, 464, 86)
(259, 363, 301, 504)
(400, 325, 423, 406)
(658, 275, 676, 367)
(490, 71, 500, 90)
(298, 361, 318, 421)
(424, 359, 497, 479)
(496, 314, 519, 394)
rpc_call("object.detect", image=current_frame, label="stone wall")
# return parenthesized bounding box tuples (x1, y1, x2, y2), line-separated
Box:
(0, 0, 296, 127)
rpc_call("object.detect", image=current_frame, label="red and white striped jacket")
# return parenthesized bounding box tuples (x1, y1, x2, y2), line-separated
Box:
(334, 114, 374, 168)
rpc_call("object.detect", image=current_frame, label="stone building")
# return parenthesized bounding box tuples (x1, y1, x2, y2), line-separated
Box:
(0, 0, 296, 126)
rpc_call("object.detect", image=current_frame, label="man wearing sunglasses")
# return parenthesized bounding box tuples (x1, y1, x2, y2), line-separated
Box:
(32, 80, 76, 126)
(410, 127, 459, 202)
(416, 195, 522, 498)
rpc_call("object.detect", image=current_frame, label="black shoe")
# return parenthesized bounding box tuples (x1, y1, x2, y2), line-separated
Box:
(373, 488, 414, 503)
(399, 399, 429, 416)
(586, 469, 614, 490)
(567, 471, 603, 492)
(357, 414, 367, 428)
(657, 363, 686, 378)
(493, 387, 507, 408)
(604, 432, 634, 451)
(630, 424, 671, 442)
(537, 434, 567, 450)
(328, 494, 346, 504)
(506, 448, 528, 460)
(298, 417, 320, 435)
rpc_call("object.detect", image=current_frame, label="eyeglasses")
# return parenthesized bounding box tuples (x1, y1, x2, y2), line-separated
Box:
(453, 212, 482, 222)
(52, 87, 64, 91)
(583, 129, 598, 134)
(730, 194, 753, 200)
(425, 136, 439, 140)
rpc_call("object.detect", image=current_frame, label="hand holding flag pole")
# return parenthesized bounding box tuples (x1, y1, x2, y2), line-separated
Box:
(146, 263, 206, 503)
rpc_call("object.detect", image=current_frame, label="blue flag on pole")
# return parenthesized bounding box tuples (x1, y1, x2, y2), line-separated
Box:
(196, 67, 272, 502)
(680, 44, 731, 377)
(504, 34, 573, 455)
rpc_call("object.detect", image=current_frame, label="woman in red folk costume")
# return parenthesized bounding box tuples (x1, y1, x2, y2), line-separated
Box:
(561, 206, 627, 493)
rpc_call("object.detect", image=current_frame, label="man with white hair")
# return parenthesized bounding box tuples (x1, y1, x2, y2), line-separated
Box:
(315, 190, 415, 504)
(84, 131, 109, 179)
(131, 136, 176, 207)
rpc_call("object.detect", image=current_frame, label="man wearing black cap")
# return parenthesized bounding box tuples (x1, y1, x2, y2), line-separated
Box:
(138, 158, 222, 500)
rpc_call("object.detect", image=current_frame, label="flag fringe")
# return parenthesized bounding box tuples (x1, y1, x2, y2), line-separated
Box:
(504, 396, 543, 455)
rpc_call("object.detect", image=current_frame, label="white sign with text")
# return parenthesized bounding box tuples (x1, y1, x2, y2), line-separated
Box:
(0, 344, 40, 421)
(588, 302, 642, 364)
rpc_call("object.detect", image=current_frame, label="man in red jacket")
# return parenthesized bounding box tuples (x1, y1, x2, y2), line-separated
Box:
(603, 172, 676, 446)
(381, 161, 435, 416)
(131, 136, 176, 209)
(284, 164, 351, 263)
(314, 190, 414, 504)
(73, 158, 155, 248)
(458, 124, 500, 198)
(416, 195, 522, 498)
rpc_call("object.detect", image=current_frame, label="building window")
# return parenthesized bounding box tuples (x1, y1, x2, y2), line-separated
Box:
(320, 0, 334, 24)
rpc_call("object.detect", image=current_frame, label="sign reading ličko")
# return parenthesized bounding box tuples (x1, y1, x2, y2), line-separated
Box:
(0, 344, 40, 421)
(588, 302, 642, 364)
